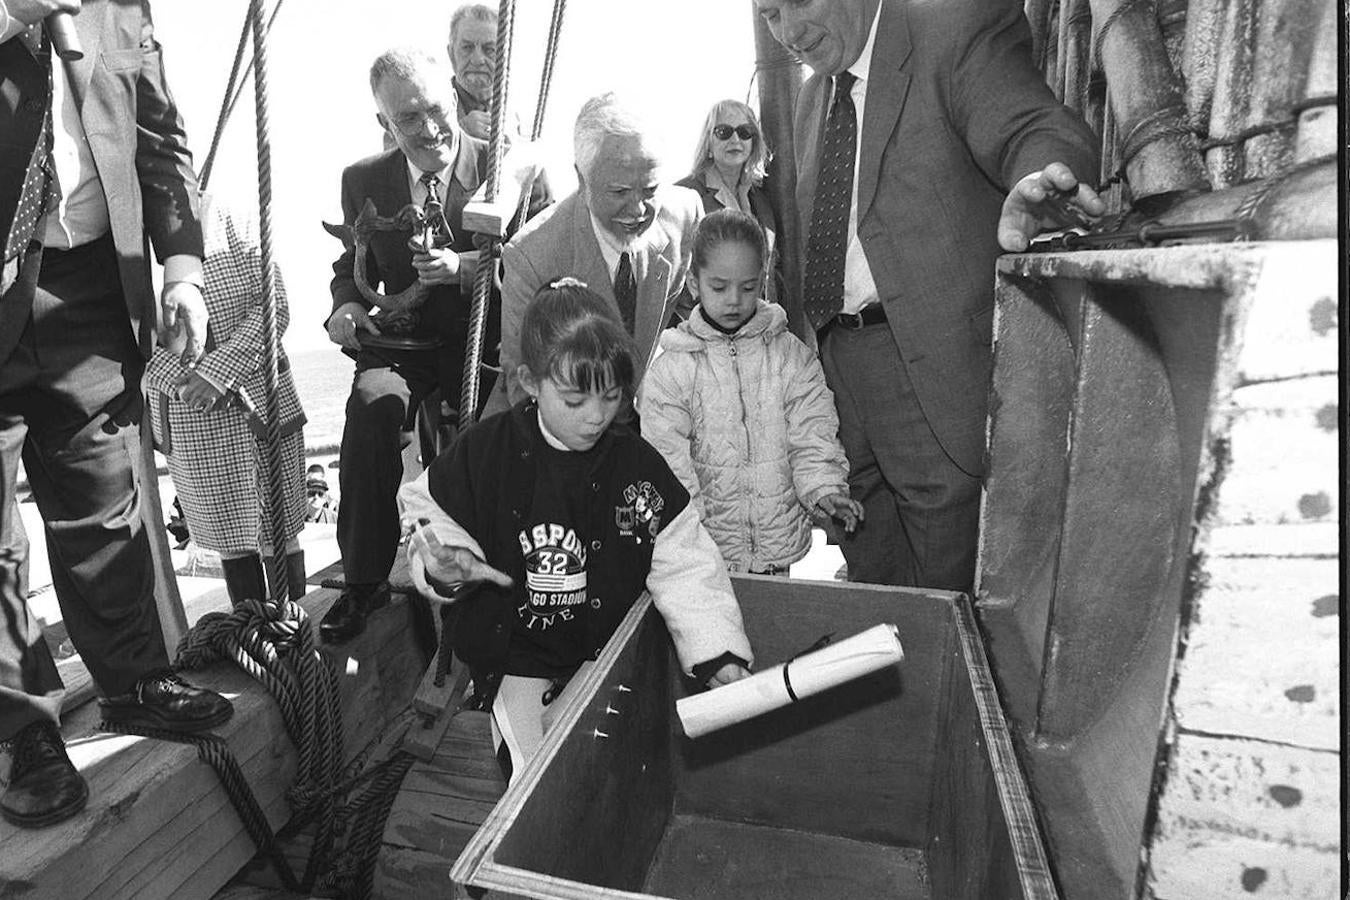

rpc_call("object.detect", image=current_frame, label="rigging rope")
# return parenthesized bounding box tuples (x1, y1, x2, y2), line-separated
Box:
(199, 0, 287, 191)
(458, 0, 518, 427)
(168, 1, 343, 892)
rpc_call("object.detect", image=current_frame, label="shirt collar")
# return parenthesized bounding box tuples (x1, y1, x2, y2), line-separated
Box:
(404, 131, 480, 195)
(847, 1, 884, 86)
(588, 210, 656, 276)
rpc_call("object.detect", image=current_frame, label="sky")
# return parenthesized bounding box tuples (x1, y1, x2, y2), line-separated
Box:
(150, 0, 769, 352)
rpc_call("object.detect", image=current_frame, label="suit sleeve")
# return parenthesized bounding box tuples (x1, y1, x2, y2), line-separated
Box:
(133, 1, 203, 261)
(780, 337, 849, 509)
(947, 0, 1099, 189)
(498, 238, 544, 406)
(669, 189, 703, 322)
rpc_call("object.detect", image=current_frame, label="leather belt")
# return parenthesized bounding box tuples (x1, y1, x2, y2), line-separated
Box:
(831, 304, 887, 330)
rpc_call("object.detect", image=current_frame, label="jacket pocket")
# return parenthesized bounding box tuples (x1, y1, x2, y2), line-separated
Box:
(101, 47, 142, 72)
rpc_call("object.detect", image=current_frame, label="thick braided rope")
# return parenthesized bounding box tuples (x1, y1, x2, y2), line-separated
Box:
(319, 751, 419, 900)
(101, 723, 302, 893)
(245, 0, 291, 610)
(459, 0, 518, 424)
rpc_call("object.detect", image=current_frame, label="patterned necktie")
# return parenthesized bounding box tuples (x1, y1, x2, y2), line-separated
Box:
(614, 250, 637, 335)
(802, 71, 859, 331)
(419, 171, 450, 238)
(4, 27, 54, 263)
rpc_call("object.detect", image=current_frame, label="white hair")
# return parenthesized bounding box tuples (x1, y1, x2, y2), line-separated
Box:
(448, 3, 496, 45)
(369, 47, 447, 95)
(573, 93, 651, 180)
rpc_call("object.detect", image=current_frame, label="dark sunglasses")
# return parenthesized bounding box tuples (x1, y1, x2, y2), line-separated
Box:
(712, 124, 757, 141)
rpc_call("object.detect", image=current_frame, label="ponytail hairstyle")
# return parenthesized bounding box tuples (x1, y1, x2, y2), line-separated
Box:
(519, 277, 636, 396)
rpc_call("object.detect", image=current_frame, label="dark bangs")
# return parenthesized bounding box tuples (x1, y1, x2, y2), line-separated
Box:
(547, 325, 636, 395)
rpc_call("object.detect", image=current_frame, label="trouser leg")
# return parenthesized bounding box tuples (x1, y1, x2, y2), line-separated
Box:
(821, 325, 981, 592)
(1, 239, 169, 726)
(221, 554, 267, 607)
(337, 352, 435, 584)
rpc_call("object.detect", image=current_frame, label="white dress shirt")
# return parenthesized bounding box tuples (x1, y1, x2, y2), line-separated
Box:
(839, 2, 884, 315)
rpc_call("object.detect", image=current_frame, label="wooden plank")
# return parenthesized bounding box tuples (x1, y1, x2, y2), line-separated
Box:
(642, 815, 931, 900)
(1148, 735, 1339, 900)
(376, 707, 507, 893)
(1226, 240, 1337, 383)
(1204, 376, 1339, 529)
(1203, 521, 1338, 559)
(453, 598, 675, 898)
(1035, 284, 1184, 744)
(1171, 556, 1338, 749)
(675, 578, 950, 849)
(0, 588, 430, 900)
(977, 271, 1074, 623)
(928, 600, 1054, 900)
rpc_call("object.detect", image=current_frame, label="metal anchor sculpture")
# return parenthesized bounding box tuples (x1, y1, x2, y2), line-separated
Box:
(322, 192, 453, 336)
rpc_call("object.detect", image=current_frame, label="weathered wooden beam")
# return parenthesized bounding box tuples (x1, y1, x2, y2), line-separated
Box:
(0, 587, 430, 900)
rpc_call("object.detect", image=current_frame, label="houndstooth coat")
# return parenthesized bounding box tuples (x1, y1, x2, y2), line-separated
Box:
(146, 201, 307, 554)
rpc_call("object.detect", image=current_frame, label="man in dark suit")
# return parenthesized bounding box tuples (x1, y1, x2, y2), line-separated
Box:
(489, 93, 703, 414)
(0, 0, 233, 828)
(324, 48, 546, 643)
(757, 0, 1101, 590)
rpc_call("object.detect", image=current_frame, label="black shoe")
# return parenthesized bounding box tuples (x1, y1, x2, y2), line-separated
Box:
(319, 581, 390, 644)
(1, 720, 89, 828)
(99, 670, 234, 733)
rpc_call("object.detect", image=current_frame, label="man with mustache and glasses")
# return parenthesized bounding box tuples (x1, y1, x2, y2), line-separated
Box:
(756, 0, 1100, 592)
(489, 93, 703, 418)
(323, 48, 547, 644)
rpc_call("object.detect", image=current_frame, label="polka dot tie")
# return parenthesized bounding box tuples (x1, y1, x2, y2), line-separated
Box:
(4, 27, 54, 263)
(614, 250, 637, 336)
(802, 72, 858, 332)
(419, 172, 450, 238)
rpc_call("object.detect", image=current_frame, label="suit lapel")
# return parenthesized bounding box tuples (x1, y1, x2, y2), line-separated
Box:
(384, 150, 412, 209)
(571, 199, 617, 306)
(633, 222, 673, 361)
(66, 0, 108, 109)
(858, 0, 912, 224)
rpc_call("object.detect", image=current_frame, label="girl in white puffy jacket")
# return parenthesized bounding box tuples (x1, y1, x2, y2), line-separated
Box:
(639, 209, 862, 575)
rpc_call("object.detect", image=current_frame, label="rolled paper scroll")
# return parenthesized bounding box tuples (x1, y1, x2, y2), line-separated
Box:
(677, 623, 905, 739)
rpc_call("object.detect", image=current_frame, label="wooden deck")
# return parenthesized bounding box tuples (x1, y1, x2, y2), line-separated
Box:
(0, 577, 432, 900)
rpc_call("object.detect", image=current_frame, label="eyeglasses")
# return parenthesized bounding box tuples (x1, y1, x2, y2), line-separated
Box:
(390, 106, 453, 136)
(712, 124, 757, 141)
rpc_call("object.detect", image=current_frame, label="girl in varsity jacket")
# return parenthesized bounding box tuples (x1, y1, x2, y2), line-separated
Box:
(399, 279, 752, 780)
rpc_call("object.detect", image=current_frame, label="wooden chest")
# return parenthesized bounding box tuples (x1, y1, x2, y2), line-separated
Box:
(452, 576, 1057, 899)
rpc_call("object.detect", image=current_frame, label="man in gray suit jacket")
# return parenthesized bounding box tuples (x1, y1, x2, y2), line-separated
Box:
(490, 93, 702, 414)
(758, 0, 1101, 590)
(0, 0, 232, 828)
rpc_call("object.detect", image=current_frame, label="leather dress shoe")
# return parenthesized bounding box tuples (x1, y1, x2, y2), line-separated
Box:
(319, 581, 391, 643)
(1, 720, 88, 828)
(99, 669, 234, 733)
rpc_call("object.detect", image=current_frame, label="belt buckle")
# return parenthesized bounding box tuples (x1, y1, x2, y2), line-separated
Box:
(836, 310, 864, 330)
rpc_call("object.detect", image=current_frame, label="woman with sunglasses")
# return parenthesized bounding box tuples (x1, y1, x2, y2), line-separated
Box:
(677, 100, 781, 302)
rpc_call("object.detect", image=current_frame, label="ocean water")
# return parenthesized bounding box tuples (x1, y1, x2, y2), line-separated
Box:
(288, 346, 357, 452)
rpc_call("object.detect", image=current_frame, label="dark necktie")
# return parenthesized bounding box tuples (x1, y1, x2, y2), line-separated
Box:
(614, 250, 637, 335)
(4, 27, 55, 263)
(802, 71, 859, 331)
(419, 171, 450, 238)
